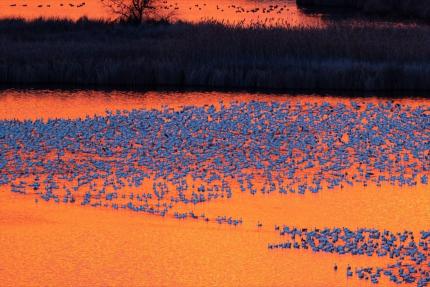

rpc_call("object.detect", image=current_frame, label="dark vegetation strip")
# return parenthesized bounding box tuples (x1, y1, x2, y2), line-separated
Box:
(297, 0, 430, 19)
(0, 18, 430, 91)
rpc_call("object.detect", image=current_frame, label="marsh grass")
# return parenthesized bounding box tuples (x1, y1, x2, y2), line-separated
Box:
(0, 18, 429, 91)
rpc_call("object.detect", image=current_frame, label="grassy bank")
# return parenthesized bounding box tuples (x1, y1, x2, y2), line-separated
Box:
(0, 18, 429, 91)
(297, 0, 430, 19)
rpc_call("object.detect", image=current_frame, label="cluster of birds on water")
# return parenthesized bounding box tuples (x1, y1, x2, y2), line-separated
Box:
(173, 211, 243, 225)
(6, 0, 295, 18)
(0, 100, 429, 285)
(1, 101, 427, 210)
(9, 2, 85, 8)
(269, 226, 430, 287)
(215, 3, 291, 14)
(157, 1, 292, 14)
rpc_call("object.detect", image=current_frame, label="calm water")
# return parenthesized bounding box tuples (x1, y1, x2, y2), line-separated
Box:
(0, 0, 322, 25)
(1, 0, 425, 27)
(0, 89, 429, 287)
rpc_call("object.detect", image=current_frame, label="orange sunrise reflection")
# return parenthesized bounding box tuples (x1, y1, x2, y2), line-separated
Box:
(1, 89, 429, 287)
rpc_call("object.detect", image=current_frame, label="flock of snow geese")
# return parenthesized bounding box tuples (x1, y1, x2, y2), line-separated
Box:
(270, 226, 430, 286)
(0, 100, 429, 286)
(8, 2, 86, 7)
(5, 1, 293, 16)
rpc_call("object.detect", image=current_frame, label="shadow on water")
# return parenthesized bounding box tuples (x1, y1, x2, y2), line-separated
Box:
(0, 84, 429, 100)
(296, 5, 430, 26)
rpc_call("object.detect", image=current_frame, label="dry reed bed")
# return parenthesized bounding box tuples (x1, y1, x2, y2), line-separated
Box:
(0, 18, 429, 91)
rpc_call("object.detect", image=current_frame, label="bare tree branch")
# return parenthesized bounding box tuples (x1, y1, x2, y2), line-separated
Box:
(101, 0, 172, 24)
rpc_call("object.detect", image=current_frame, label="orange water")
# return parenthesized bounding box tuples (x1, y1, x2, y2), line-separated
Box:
(0, 0, 322, 26)
(0, 89, 428, 120)
(0, 89, 429, 287)
(1, 185, 428, 287)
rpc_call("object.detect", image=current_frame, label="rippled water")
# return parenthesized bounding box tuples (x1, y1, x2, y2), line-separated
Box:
(0, 89, 429, 287)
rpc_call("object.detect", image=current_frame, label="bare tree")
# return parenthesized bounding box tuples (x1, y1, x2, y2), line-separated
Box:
(101, 0, 163, 24)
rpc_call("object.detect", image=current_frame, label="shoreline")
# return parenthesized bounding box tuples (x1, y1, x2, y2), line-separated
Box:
(1, 18, 430, 92)
(296, 0, 430, 19)
(1, 84, 430, 99)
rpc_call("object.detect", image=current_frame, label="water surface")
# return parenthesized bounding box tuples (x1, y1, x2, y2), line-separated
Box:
(0, 0, 322, 26)
(1, 0, 425, 27)
(0, 89, 429, 287)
